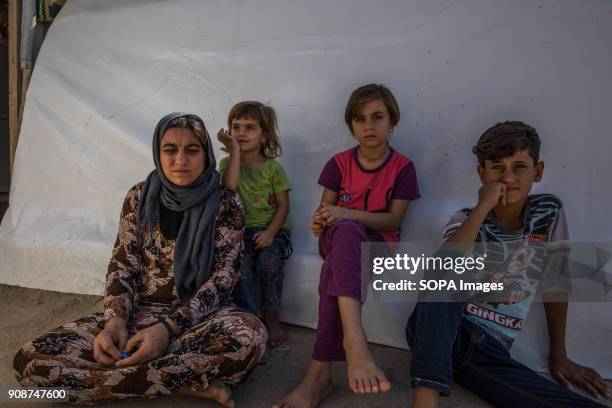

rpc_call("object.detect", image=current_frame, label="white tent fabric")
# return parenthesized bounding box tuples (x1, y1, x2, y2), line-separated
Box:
(1, 0, 611, 377)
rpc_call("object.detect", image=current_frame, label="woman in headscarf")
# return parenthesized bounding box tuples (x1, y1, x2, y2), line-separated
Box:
(13, 113, 267, 406)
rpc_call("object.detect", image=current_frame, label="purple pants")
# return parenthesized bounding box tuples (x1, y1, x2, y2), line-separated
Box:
(312, 220, 385, 361)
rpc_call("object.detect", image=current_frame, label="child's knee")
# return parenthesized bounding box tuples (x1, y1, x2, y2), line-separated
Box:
(257, 236, 290, 278)
(260, 261, 283, 280)
(258, 247, 284, 275)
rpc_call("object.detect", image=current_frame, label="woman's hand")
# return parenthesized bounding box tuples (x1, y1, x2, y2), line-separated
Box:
(93, 317, 128, 365)
(253, 229, 275, 250)
(217, 129, 240, 154)
(316, 203, 350, 227)
(115, 323, 170, 367)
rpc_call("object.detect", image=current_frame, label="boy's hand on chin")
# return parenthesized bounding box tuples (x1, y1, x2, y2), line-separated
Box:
(549, 355, 609, 400)
(478, 182, 507, 210)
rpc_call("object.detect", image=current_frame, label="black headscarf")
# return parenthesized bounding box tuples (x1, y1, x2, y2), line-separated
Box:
(137, 112, 223, 301)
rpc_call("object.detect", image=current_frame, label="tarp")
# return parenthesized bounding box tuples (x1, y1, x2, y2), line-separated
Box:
(1, 0, 611, 377)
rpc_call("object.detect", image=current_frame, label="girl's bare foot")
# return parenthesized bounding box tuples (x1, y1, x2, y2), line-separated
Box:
(344, 337, 391, 394)
(265, 310, 288, 347)
(336, 296, 391, 394)
(179, 381, 235, 408)
(272, 360, 334, 408)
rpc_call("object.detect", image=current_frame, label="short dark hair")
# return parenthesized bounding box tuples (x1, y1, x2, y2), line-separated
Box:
(473, 121, 541, 166)
(344, 84, 400, 134)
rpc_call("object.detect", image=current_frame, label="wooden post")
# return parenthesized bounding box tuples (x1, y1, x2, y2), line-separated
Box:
(8, 0, 22, 177)
(19, 68, 32, 121)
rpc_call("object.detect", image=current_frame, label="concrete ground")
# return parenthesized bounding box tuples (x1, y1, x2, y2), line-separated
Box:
(0, 284, 609, 408)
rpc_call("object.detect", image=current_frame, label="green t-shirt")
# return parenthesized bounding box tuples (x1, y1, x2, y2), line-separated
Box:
(219, 157, 291, 229)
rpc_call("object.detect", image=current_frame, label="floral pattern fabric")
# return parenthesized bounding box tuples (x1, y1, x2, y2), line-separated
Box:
(13, 183, 267, 404)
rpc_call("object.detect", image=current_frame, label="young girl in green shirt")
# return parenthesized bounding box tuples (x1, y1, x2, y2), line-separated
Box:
(218, 101, 292, 347)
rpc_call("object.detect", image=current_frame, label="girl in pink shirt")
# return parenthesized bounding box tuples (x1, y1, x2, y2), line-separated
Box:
(274, 84, 420, 408)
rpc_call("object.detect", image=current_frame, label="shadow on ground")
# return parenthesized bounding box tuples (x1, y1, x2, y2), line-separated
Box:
(0, 285, 608, 407)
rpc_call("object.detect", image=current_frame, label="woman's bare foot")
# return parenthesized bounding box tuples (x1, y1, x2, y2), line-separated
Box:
(265, 310, 288, 347)
(272, 360, 334, 408)
(344, 337, 391, 394)
(179, 381, 235, 408)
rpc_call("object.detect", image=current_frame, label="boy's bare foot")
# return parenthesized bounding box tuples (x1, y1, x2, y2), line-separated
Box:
(265, 310, 288, 347)
(411, 386, 439, 408)
(344, 337, 391, 394)
(272, 360, 334, 408)
(179, 381, 235, 408)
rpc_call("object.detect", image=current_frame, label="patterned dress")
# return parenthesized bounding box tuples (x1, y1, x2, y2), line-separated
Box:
(13, 182, 267, 404)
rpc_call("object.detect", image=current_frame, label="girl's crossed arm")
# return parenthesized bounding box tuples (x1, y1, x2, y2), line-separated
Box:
(317, 197, 410, 231)
(313, 187, 410, 233)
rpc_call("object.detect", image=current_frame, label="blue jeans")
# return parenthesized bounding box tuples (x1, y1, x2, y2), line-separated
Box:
(405, 301, 606, 407)
(233, 227, 292, 315)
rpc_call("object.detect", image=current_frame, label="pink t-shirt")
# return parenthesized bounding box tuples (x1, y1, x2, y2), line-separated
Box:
(318, 147, 420, 242)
